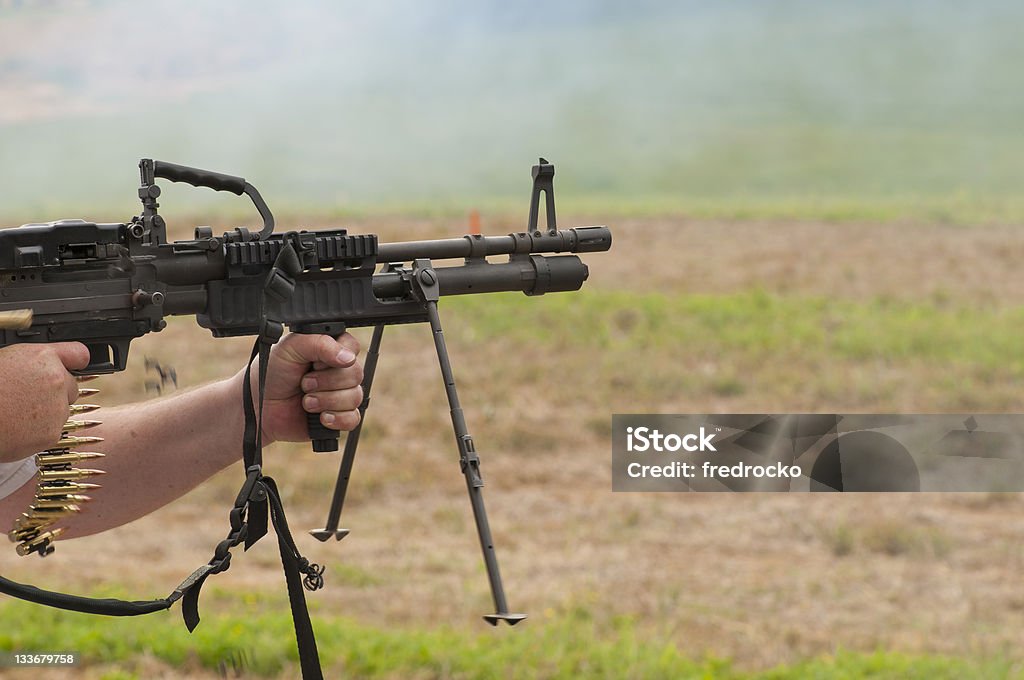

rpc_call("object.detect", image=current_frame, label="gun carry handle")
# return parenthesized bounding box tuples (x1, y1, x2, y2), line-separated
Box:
(291, 322, 349, 452)
(151, 160, 247, 195)
(146, 159, 275, 239)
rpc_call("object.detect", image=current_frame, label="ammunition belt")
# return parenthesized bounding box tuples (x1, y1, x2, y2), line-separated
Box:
(8, 379, 103, 557)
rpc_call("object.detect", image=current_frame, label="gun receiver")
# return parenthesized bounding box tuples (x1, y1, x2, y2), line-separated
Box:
(0, 157, 611, 626)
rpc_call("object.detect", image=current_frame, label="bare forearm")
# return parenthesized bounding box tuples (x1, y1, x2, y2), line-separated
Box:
(2, 373, 247, 539)
(74, 375, 246, 536)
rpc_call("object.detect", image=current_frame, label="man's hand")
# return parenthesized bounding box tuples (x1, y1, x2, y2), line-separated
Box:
(249, 333, 364, 445)
(0, 343, 90, 462)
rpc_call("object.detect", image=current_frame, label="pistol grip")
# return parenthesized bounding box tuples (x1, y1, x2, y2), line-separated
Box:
(291, 321, 348, 453)
(307, 410, 339, 453)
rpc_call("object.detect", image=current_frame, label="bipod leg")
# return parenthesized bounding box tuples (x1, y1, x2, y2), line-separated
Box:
(423, 292, 526, 626)
(311, 323, 385, 542)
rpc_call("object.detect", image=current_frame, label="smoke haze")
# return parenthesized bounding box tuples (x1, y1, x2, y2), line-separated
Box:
(0, 1, 1021, 218)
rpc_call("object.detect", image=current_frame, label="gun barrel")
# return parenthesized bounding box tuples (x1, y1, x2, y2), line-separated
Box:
(376, 226, 610, 262)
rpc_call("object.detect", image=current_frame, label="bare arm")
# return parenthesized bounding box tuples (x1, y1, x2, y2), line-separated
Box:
(0, 333, 363, 539)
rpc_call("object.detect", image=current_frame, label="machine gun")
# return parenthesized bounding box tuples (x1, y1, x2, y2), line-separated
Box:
(0, 158, 611, 677)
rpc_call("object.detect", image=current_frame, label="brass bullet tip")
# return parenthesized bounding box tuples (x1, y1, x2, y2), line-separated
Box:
(27, 504, 79, 515)
(62, 419, 103, 432)
(75, 375, 100, 383)
(76, 388, 100, 398)
(55, 435, 104, 448)
(31, 498, 87, 510)
(37, 452, 106, 466)
(36, 482, 102, 497)
(69, 404, 101, 415)
(29, 504, 81, 515)
(55, 494, 91, 503)
(14, 516, 55, 531)
(38, 468, 106, 482)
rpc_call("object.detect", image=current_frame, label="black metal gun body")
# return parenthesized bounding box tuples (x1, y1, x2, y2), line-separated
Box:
(0, 174, 609, 373)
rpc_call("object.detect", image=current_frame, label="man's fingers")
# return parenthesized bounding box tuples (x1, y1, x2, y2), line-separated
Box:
(51, 343, 89, 406)
(313, 333, 359, 368)
(300, 364, 364, 393)
(302, 386, 363, 414)
(319, 410, 361, 431)
(52, 342, 91, 371)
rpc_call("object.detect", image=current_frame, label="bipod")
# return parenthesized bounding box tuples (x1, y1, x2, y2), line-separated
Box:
(412, 258, 526, 626)
(310, 323, 385, 542)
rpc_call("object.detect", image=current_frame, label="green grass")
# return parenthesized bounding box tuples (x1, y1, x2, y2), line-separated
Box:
(440, 289, 1024, 410)
(759, 653, 1018, 680)
(0, 600, 1016, 679)
(445, 290, 1024, 375)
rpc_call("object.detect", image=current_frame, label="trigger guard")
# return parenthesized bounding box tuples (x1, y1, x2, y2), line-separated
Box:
(72, 340, 130, 375)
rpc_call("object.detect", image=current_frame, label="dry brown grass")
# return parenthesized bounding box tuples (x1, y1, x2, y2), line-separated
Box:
(4, 215, 1024, 672)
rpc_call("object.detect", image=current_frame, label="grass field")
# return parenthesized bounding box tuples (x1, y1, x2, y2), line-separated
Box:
(1, 600, 1021, 679)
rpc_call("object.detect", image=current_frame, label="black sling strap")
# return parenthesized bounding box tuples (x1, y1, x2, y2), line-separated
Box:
(0, 237, 326, 679)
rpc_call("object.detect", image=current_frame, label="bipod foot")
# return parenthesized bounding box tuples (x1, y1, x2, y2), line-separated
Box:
(309, 528, 350, 542)
(483, 612, 527, 626)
